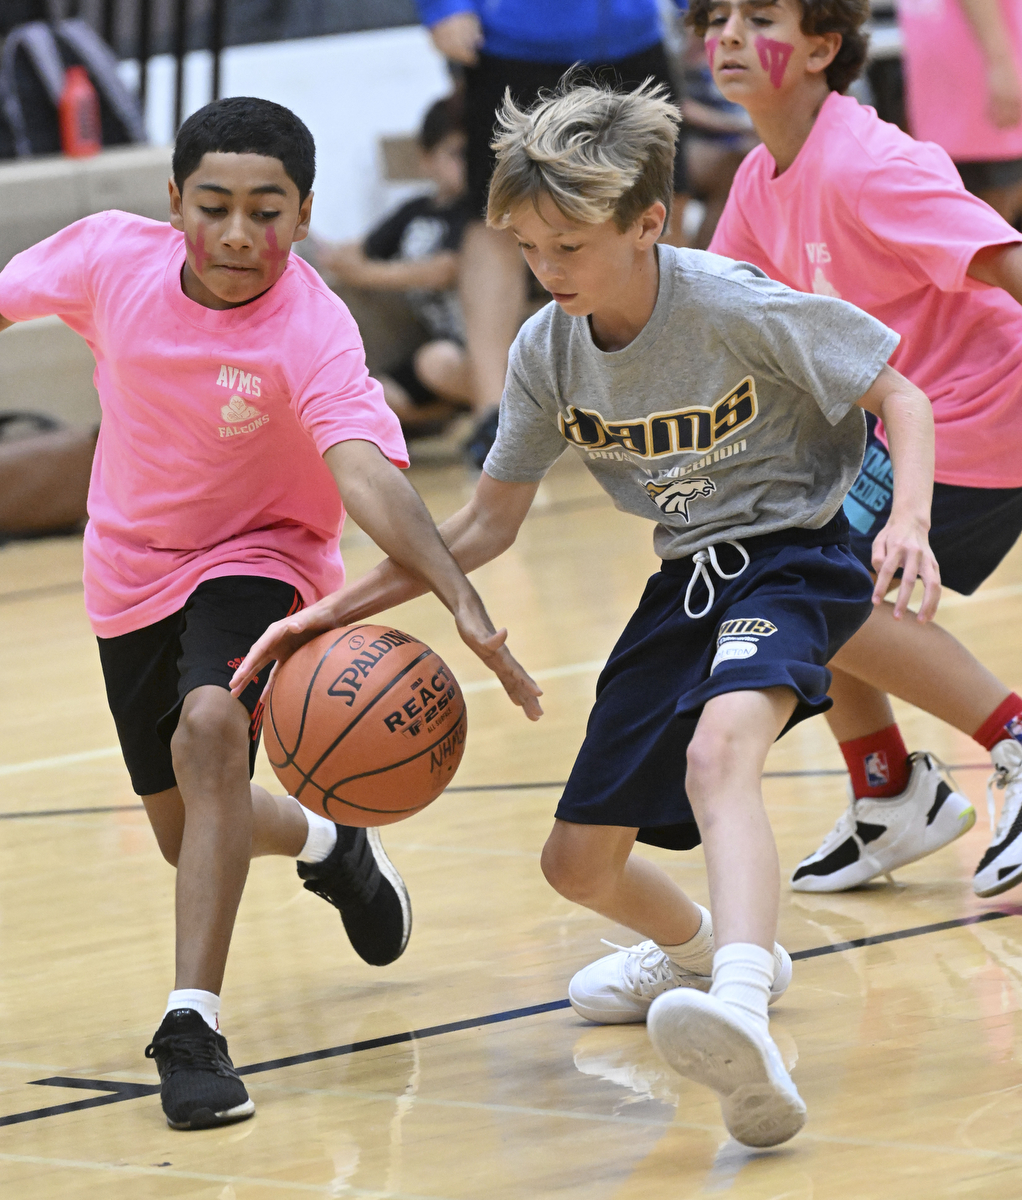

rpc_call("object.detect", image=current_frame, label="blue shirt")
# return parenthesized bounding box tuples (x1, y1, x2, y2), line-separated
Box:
(416, 1, 678, 64)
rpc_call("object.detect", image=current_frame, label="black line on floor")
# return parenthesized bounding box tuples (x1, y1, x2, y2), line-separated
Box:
(0, 764, 993, 821)
(3, 910, 1015, 1129)
(788, 909, 1016, 960)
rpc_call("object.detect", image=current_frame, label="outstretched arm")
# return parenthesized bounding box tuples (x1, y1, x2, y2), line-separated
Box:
(230, 456, 543, 715)
(856, 365, 940, 621)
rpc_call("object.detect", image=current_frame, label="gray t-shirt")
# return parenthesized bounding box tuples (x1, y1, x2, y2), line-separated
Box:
(484, 245, 900, 559)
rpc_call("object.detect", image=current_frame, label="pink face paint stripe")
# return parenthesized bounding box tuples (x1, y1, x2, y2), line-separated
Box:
(260, 225, 289, 276)
(185, 230, 208, 273)
(705, 36, 719, 69)
(755, 36, 794, 88)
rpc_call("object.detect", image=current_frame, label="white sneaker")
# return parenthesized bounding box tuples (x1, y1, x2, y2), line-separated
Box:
(647, 990, 806, 1148)
(790, 751, 975, 892)
(974, 740, 1022, 897)
(568, 939, 793, 1024)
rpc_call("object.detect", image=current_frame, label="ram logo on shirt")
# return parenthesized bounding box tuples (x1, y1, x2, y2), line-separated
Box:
(645, 476, 716, 521)
(559, 376, 757, 459)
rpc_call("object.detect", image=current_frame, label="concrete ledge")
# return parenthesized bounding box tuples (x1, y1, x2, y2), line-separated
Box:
(0, 317, 100, 428)
(0, 145, 173, 271)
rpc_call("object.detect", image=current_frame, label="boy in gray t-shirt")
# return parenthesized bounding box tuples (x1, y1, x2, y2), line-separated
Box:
(233, 81, 940, 1149)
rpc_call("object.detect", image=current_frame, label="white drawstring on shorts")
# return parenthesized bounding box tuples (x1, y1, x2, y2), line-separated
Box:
(683, 541, 751, 619)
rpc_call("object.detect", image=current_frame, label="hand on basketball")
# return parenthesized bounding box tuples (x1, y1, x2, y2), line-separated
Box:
(456, 617, 544, 721)
(228, 601, 334, 698)
(871, 515, 941, 622)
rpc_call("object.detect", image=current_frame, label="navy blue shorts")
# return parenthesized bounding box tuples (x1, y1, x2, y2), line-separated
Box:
(554, 515, 874, 851)
(844, 419, 1022, 596)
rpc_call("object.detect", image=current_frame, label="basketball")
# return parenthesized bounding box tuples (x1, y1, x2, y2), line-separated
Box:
(262, 624, 467, 826)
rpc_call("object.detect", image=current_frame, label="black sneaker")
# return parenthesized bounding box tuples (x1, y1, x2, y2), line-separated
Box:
(297, 826, 411, 966)
(464, 408, 499, 469)
(145, 1009, 255, 1130)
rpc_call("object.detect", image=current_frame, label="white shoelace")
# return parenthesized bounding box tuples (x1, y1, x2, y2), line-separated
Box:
(987, 743, 1022, 839)
(683, 541, 751, 619)
(600, 939, 696, 995)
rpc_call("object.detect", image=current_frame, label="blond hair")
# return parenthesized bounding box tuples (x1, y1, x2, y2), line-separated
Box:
(487, 75, 681, 232)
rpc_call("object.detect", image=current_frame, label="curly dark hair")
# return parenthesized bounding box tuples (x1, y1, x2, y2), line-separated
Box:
(687, 0, 870, 95)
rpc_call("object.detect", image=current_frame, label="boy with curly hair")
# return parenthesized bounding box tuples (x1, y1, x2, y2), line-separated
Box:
(701, 0, 1022, 898)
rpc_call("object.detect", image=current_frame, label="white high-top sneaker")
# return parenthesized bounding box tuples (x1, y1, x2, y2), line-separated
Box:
(973, 740, 1022, 897)
(790, 751, 975, 892)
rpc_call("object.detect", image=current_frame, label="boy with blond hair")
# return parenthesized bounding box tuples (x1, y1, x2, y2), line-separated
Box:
(233, 79, 939, 1147)
(702, 0, 1022, 898)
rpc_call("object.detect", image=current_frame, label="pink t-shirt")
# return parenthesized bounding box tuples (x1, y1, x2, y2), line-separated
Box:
(0, 210, 408, 637)
(709, 92, 1022, 489)
(899, 0, 1022, 163)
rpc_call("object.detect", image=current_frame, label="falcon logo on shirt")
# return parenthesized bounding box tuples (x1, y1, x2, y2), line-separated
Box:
(221, 395, 262, 424)
(218, 394, 269, 438)
(644, 476, 716, 521)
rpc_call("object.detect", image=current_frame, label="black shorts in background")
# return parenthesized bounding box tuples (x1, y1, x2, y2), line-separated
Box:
(844, 421, 1022, 595)
(97, 576, 303, 796)
(463, 41, 689, 219)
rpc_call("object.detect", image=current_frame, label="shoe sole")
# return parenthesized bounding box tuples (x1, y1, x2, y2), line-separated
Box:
(648, 992, 806, 1148)
(167, 1097, 255, 1130)
(791, 798, 976, 893)
(367, 827, 412, 960)
(974, 862, 1022, 898)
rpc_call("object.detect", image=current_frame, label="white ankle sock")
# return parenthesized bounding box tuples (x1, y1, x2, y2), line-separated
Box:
(297, 805, 338, 864)
(658, 904, 714, 973)
(709, 942, 773, 1032)
(165, 988, 220, 1032)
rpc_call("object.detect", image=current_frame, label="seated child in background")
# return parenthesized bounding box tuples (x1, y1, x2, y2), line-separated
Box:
(321, 96, 474, 435)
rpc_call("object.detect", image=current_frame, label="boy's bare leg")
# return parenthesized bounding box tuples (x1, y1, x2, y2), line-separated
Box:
(459, 222, 527, 416)
(828, 600, 1008, 736)
(685, 687, 796, 950)
(166, 685, 289, 994)
(541, 822, 703, 945)
(142, 782, 307, 868)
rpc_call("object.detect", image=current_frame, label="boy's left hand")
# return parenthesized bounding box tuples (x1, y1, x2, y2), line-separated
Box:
(871, 514, 941, 621)
(453, 605, 544, 721)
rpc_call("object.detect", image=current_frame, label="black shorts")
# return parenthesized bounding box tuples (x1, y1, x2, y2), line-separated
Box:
(555, 514, 873, 851)
(463, 41, 689, 218)
(844, 421, 1022, 595)
(955, 156, 1022, 194)
(97, 576, 303, 796)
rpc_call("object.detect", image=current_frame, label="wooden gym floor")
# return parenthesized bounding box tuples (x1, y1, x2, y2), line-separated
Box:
(2, 449, 1022, 1199)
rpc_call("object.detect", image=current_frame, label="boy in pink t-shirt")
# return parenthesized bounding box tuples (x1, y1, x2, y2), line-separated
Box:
(696, 0, 1022, 897)
(0, 97, 540, 1132)
(900, 0, 1022, 223)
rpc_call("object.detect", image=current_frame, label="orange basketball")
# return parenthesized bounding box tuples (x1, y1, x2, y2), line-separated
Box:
(262, 624, 467, 826)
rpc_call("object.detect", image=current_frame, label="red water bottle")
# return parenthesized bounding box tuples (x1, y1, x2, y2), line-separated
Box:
(58, 66, 102, 158)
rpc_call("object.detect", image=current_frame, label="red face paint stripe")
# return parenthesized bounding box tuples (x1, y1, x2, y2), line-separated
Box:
(705, 36, 719, 69)
(185, 230, 209, 273)
(260, 225, 289, 276)
(755, 36, 793, 89)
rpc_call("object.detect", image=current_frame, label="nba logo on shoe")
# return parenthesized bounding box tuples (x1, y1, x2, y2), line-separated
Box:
(1007, 716, 1022, 743)
(864, 751, 889, 788)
